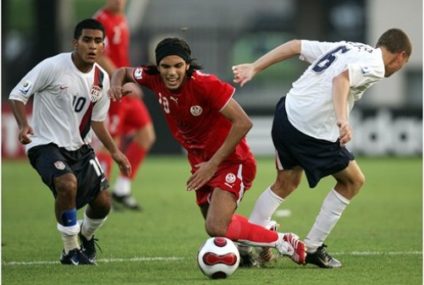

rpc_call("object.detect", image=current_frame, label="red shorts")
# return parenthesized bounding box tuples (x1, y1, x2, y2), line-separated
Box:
(108, 96, 152, 137)
(194, 157, 257, 206)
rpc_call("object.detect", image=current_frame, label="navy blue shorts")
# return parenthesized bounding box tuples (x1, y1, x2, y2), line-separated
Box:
(271, 97, 354, 188)
(27, 143, 109, 209)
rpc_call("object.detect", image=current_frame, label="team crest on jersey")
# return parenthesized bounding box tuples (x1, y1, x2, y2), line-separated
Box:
(90, 85, 102, 102)
(134, 68, 143, 80)
(18, 80, 32, 95)
(225, 173, 237, 184)
(54, 161, 66, 170)
(190, 105, 203, 116)
(361, 66, 370, 75)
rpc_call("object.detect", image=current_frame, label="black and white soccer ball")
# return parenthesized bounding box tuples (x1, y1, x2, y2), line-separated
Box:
(197, 237, 240, 279)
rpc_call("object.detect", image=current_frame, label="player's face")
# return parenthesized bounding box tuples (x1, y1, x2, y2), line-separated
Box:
(385, 52, 409, 77)
(158, 55, 190, 90)
(73, 29, 104, 65)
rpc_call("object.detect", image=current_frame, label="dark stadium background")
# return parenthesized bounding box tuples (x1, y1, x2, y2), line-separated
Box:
(2, 0, 422, 157)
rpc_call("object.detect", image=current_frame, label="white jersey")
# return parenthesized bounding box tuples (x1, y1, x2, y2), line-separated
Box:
(285, 40, 385, 142)
(9, 52, 110, 151)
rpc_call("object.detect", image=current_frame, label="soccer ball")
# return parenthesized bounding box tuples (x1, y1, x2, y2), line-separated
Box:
(197, 237, 240, 279)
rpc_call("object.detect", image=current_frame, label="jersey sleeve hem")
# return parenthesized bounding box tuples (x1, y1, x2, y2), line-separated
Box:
(219, 87, 236, 112)
(8, 94, 28, 105)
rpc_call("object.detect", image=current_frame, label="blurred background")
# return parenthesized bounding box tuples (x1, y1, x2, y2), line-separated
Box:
(2, 0, 422, 158)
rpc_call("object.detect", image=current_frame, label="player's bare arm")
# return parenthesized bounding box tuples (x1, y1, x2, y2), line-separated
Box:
(233, 39, 301, 87)
(91, 121, 132, 176)
(9, 99, 34, 144)
(108, 67, 136, 101)
(187, 99, 252, 191)
(332, 70, 352, 145)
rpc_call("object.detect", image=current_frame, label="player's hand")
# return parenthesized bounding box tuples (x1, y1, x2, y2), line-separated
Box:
(186, 161, 218, 191)
(108, 85, 124, 102)
(122, 82, 143, 99)
(337, 121, 352, 145)
(232, 64, 255, 87)
(18, 125, 34, 144)
(111, 150, 132, 177)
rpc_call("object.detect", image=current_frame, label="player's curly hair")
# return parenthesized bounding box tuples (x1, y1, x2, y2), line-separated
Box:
(376, 28, 412, 57)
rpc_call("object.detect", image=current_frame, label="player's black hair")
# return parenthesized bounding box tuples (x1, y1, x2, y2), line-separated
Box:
(74, 19, 105, 40)
(146, 37, 202, 77)
(376, 28, 412, 57)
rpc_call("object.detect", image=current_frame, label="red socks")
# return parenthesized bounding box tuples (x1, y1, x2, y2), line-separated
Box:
(225, 214, 279, 247)
(97, 143, 146, 180)
(125, 142, 147, 179)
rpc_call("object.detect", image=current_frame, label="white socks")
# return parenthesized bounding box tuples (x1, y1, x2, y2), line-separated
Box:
(57, 223, 80, 254)
(249, 186, 284, 227)
(113, 176, 131, 196)
(81, 213, 107, 240)
(248, 186, 350, 254)
(57, 214, 107, 253)
(305, 189, 350, 253)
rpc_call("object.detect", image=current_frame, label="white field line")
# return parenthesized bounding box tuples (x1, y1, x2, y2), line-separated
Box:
(3, 251, 421, 266)
(337, 251, 422, 256)
(3, 256, 184, 266)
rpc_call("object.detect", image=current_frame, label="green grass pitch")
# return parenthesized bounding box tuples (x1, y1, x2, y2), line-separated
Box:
(2, 156, 422, 284)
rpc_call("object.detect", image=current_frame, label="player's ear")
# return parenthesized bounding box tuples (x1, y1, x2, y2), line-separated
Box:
(98, 40, 105, 51)
(72, 38, 78, 49)
(400, 51, 409, 62)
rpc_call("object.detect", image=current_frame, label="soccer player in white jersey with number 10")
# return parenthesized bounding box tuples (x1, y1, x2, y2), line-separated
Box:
(9, 19, 131, 265)
(233, 28, 411, 268)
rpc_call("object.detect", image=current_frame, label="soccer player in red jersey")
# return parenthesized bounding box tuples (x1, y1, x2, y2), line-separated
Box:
(108, 37, 307, 266)
(94, 0, 155, 211)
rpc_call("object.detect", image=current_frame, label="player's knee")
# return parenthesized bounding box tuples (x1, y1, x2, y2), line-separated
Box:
(144, 132, 156, 149)
(353, 172, 366, 192)
(54, 173, 77, 197)
(338, 172, 365, 197)
(205, 220, 226, 237)
(134, 128, 156, 150)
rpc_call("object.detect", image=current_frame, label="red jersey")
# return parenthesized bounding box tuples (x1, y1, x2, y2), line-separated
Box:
(94, 9, 130, 67)
(132, 68, 253, 163)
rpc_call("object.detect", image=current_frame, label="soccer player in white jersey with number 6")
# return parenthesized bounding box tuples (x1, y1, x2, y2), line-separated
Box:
(9, 19, 131, 265)
(232, 29, 411, 268)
